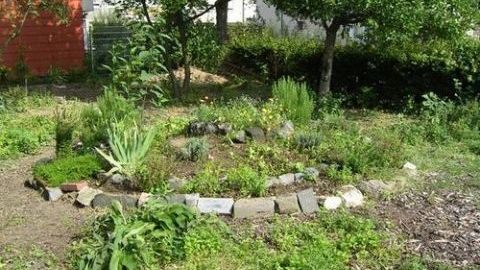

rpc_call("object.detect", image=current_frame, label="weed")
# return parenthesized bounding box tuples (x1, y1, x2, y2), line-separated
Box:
(33, 154, 102, 187)
(54, 107, 77, 158)
(225, 166, 267, 197)
(181, 138, 209, 162)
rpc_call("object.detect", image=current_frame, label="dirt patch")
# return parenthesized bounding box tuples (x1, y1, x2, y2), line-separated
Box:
(376, 190, 480, 267)
(174, 67, 229, 85)
(0, 149, 93, 268)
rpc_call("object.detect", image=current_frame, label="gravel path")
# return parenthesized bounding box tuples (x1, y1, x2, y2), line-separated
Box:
(0, 149, 91, 266)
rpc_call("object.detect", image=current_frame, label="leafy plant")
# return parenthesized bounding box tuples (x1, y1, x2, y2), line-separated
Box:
(180, 138, 209, 162)
(293, 131, 322, 150)
(182, 163, 222, 196)
(225, 166, 267, 197)
(33, 154, 102, 187)
(54, 107, 77, 158)
(70, 200, 196, 269)
(96, 121, 155, 178)
(272, 77, 314, 125)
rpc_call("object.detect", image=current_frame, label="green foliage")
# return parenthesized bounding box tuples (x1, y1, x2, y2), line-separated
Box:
(96, 121, 155, 178)
(182, 163, 222, 196)
(70, 200, 196, 269)
(0, 87, 54, 113)
(0, 116, 54, 159)
(245, 142, 292, 176)
(137, 152, 175, 192)
(33, 154, 102, 187)
(225, 166, 267, 197)
(293, 131, 322, 150)
(80, 89, 139, 147)
(184, 217, 226, 258)
(181, 137, 209, 162)
(189, 23, 224, 72)
(54, 107, 77, 158)
(272, 77, 314, 125)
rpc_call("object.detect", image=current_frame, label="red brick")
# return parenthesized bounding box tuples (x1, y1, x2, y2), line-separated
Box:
(60, 181, 88, 192)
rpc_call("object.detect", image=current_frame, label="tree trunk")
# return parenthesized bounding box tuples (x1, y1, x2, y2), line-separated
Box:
(318, 24, 339, 95)
(177, 12, 191, 95)
(216, 0, 229, 43)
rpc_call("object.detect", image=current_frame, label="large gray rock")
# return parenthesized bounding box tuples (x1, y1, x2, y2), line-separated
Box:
(234, 198, 275, 219)
(232, 130, 246, 144)
(275, 194, 300, 214)
(294, 173, 305, 182)
(297, 188, 319, 213)
(167, 194, 186, 204)
(76, 187, 103, 207)
(358, 180, 394, 198)
(339, 185, 364, 208)
(323, 196, 343, 210)
(278, 173, 295, 185)
(187, 121, 217, 136)
(45, 187, 63, 201)
(92, 194, 138, 209)
(197, 198, 234, 215)
(277, 120, 294, 139)
(245, 127, 266, 141)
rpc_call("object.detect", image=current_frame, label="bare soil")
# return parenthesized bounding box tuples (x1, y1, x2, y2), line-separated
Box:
(0, 149, 93, 268)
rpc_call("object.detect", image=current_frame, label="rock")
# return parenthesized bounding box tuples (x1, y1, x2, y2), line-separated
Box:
(60, 181, 88, 192)
(185, 193, 200, 208)
(168, 176, 187, 191)
(275, 194, 301, 214)
(318, 163, 330, 172)
(167, 194, 186, 204)
(277, 120, 295, 139)
(304, 167, 320, 179)
(204, 122, 218, 134)
(339, 185, 364, 208)
(234, 198, 275, 219)
(232, 130, 246, 143)
(45, 187, 63, 201)
(25, 179, 41, 190)
(402, 162, 418, 176)
(323, 196, 343, 210)
(297, 188, 319, 213)
(245, 127, 265, 141)
(137, 192, 152, 207)
(294, 173, 305, 182)
(197, 198, 234, 215)
(92, 194, 138, 209)
(278, 173, 295, 185)
(110, 174, 125, 185)
(96, 172, 110, 182)
(217, 123, 232, 135)
(76, 187, 103, 207)
(266, 176, 280, 188)
(187, 121, 217, 136)
(358, 180, 394, 198)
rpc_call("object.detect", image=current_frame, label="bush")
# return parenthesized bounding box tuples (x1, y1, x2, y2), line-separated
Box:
(70, 201, 196, 269)
(272, 77, 314, 125)
(224, 166, 267, 197)
(33, 154, 102, 187)
(225, 31, 480, 108)
(182, 163, 222, 196)
(181, 138, 209, 162)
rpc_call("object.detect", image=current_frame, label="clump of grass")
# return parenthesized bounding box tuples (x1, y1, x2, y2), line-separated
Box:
(54, 107, 77, 158)
(33, 154, 102, 187)
(293, 131, 322, 150)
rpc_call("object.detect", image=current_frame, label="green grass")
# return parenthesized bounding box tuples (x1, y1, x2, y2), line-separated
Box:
(33, 154, 103, 187)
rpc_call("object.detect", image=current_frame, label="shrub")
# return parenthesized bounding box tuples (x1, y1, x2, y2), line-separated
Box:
(136, 152, 175, 192)
(293, 131, 322, 150)
(80, 89, 139, 147)
(216, 97, 260, 129)
(96, 121, 155, 178)
(272, 77, 314, 125)
(33, 154, 102, 187)
(70, 201, 196, 269)
(54, 107, 77, 158)
(182, 163, 222, 196)
(224, 166, 267, 197)
(181, 138, 209, 162)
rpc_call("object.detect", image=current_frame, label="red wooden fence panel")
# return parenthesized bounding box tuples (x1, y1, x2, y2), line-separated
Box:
(0, 0, 85, 76)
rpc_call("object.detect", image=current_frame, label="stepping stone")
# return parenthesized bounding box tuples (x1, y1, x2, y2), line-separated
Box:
(45, 187, 63, 201)
(60, 181, 88, 192)
(275, 194, 300, 214)
(234, 198, 275, 219)
(297, 188, 319, 213)
(339, 185, 364, 208)
(197, 198, 234, 215)
(323, 196, 342, 210)
(278, 173, 295, 185)
(76, 187, 103, 207)
(92, 194, 137, 209)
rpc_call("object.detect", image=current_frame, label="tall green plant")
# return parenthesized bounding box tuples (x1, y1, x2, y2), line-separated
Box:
(272, 77, 314, 125)
(96, 121, 155, 178)
(55, 107, 77, 158)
